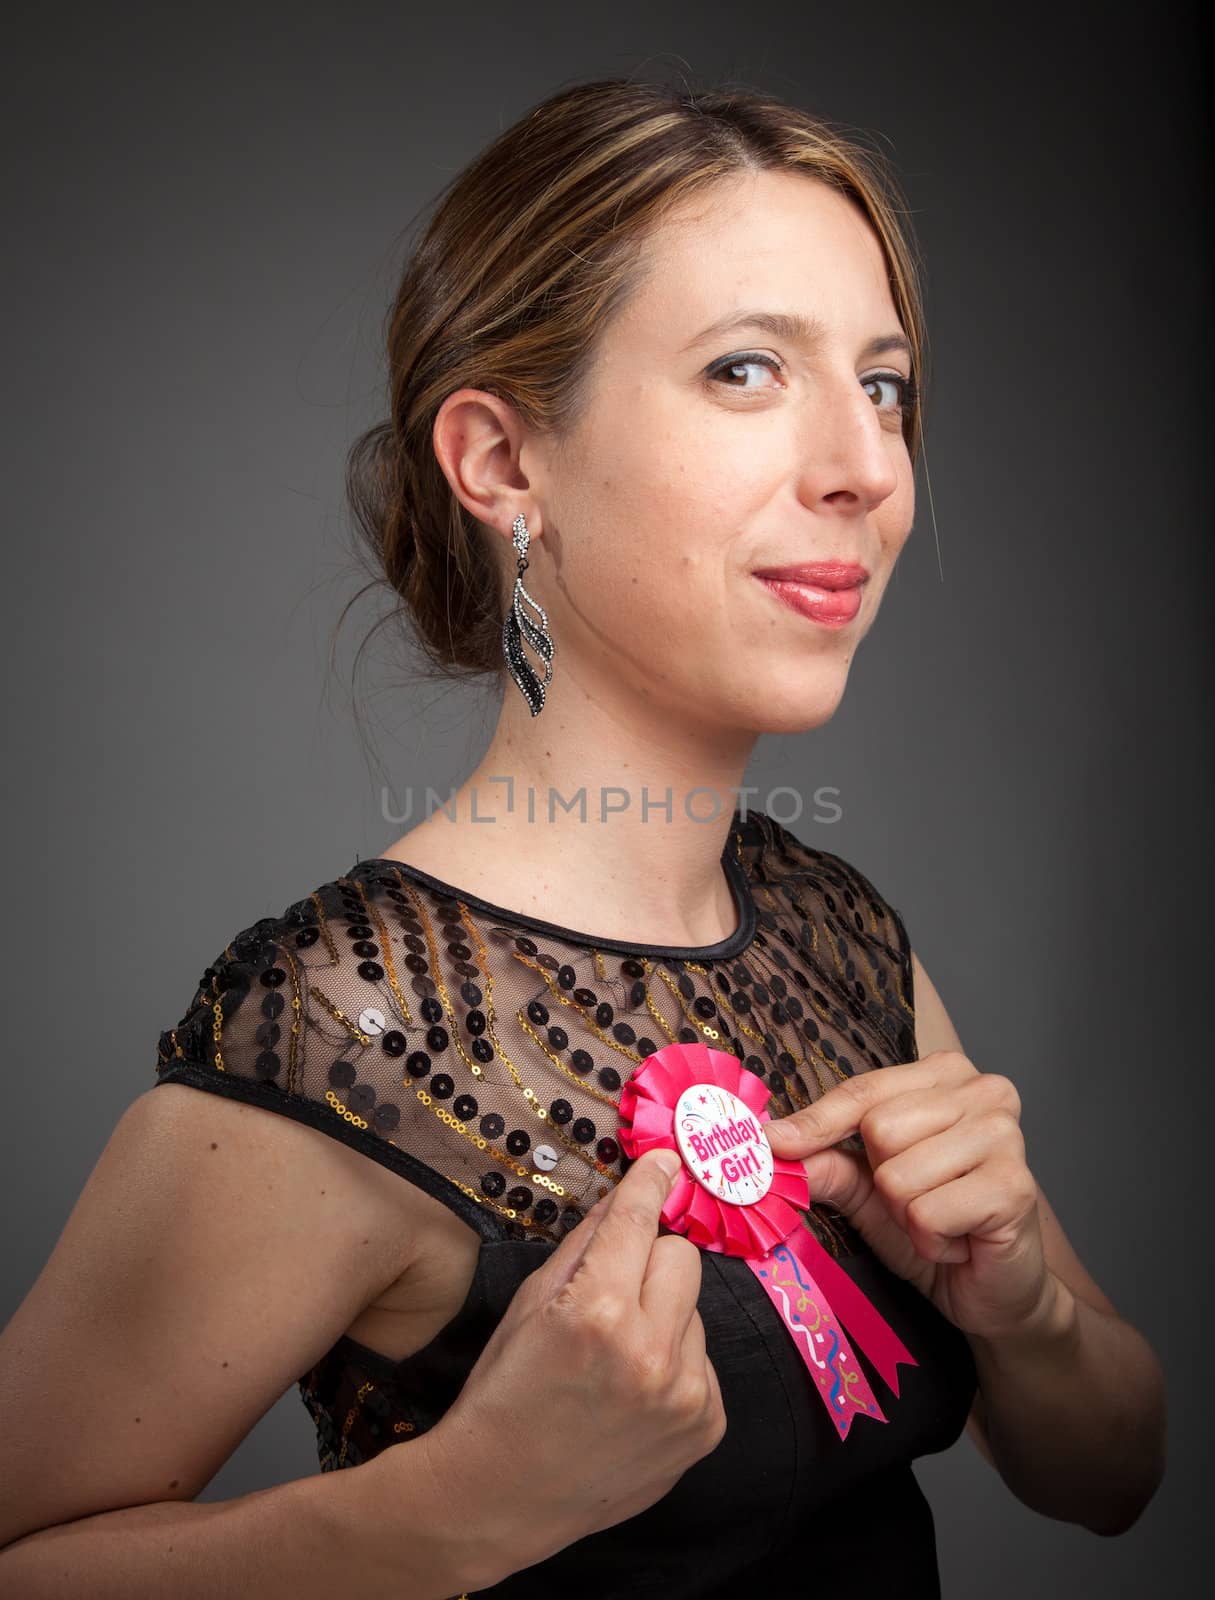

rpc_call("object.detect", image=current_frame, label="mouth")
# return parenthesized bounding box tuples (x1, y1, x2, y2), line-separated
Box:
(752, 562, 869, 628)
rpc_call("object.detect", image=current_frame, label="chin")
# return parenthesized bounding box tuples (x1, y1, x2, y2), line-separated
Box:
(738, 669, 851, 736)
(755, 703, 846, 737)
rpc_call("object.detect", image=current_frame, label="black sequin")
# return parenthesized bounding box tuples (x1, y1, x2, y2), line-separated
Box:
(153, 806, 966, 1585)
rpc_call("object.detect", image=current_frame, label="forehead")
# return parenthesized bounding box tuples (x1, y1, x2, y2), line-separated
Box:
(614, 169, 900, 348)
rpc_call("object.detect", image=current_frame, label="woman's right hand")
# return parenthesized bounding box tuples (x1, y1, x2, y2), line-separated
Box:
(408, 1148, 725, 1580)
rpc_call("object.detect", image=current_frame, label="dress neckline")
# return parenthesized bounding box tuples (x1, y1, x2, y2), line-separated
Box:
(353, 809, 758, 962)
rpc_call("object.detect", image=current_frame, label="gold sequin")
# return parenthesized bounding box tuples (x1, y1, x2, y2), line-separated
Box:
(155, 811, 924, 1473)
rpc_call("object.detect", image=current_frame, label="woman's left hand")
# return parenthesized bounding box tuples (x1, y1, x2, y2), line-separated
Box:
(762, 1050, 1058, 1343)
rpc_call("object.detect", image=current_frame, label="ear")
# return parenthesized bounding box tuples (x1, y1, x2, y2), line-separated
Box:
(431, 387, 538, 552)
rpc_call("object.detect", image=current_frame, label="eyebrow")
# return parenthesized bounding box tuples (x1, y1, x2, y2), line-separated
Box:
(680, 308, 913, 365)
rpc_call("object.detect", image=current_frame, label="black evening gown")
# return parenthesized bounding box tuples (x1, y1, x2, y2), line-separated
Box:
(153, 808, 978, 1598)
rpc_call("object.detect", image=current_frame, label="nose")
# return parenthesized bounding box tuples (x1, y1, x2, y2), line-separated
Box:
(795, 373, 902, 513)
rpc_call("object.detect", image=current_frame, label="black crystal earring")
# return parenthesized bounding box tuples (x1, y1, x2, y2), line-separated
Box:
(501, 512, 554, 717)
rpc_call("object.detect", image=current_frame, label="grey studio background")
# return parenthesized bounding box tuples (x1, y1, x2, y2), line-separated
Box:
(3, 3, 1208, 1595)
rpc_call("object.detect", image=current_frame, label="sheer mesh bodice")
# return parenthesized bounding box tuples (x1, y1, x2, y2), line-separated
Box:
(153, 809, 977, 1596)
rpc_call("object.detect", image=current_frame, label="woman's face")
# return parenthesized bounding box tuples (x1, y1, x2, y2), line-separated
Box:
(527, 167, 916, 737)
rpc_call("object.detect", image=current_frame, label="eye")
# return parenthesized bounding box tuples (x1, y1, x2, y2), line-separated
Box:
(705, 354, 920, 416)
(863, 371, 920, 415)
(705, 351, 784, 390)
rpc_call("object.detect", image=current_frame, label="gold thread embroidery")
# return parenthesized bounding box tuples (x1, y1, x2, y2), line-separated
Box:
(396, 879, 485, 1079)
(276, 943, 304, 1094)
(324, 1090, 369, 1130)
(511, 947, 647, 1070)
(337, 1379, 375, 1468)
(457, 916, 624, 1187)
(349, 874, 414, 1026)
(640, 962, 679, 1045)
(310, 890, 341, 966)
(308, 987, 372, 1046)
(210, 996, 227, 1072)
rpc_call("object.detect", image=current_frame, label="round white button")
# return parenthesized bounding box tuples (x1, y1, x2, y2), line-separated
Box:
(533, 1144, 560, 1171)
(673, 1082, 773, 1205)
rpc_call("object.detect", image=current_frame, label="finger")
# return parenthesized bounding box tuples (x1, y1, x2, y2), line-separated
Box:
(872, 1116, 1021, 1234)
(639, 1231, 703, 1345)
(703, 1340, 724, 1418)
(801, 1142, 874, 1216)
(539, 1195, 617, 1295)
(674, 1307, 716, 1411)
(539, 1158, 659, 1295)
(576, 1147, 682, 1303)
(855, 1085, 968, 1166)
(764, 1051, 977, 1159)
(677, 1305, 720, 1428)
(677, 1300, 708, 1373)
(860, 1075, 1021, 1167)
(903, 1159, 1038, 1256)
(692, 1318, 726, 1433)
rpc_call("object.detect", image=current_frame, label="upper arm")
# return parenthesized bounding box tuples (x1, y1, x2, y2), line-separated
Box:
(909, 948, 1122, 1460)
(0, 1084, 418, 1550)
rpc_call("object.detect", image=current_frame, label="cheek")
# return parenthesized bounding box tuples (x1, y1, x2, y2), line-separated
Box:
(887, 470, 916, 547)
(565, 439, 734, 618)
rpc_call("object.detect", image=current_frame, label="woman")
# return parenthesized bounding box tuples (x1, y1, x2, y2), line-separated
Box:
(0, 78, 1164, 1597)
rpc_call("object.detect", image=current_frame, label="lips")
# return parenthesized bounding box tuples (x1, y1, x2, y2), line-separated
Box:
(752, 562, 868, 628)
(757, 578, 863, 625)
(751, 561, 869, 589)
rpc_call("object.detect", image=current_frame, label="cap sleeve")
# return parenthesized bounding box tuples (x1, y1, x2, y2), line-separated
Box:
(753, 815, 917, 1062)
(153, 886, 509, 1242)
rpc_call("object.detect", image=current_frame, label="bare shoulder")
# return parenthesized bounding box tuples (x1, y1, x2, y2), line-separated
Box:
(0, 1083, 444, 1548)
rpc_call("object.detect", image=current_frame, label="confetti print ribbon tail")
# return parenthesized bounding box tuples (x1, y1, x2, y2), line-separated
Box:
(784, 1223, 918, 1395)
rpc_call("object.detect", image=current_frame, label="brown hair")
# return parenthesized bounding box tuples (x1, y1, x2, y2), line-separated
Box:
(342, 75, 928, 692)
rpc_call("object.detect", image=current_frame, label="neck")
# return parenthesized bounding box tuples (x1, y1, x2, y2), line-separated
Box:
(387, 670, 761, 949)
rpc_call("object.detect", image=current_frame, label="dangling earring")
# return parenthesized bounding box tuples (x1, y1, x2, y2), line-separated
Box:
(501, 512, 554, 717)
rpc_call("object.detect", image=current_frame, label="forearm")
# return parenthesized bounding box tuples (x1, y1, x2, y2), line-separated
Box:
(968, 1275, 1167, 1536)
(0, 1434, 498, 1599)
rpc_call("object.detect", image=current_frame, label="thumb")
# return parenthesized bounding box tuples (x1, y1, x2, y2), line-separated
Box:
(797, 1143, 872, 1218)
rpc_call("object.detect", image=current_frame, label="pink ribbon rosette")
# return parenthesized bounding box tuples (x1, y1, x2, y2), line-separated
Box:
(617, 1040, 917, 1441)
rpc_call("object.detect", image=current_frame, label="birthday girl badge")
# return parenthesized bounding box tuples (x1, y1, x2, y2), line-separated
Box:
(618, 1040, 917, 1441)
